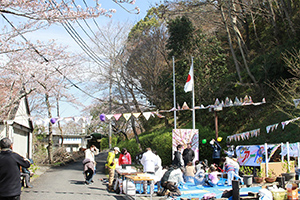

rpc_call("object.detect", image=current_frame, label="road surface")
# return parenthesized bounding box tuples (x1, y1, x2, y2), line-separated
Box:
(21, 151, 126, 200)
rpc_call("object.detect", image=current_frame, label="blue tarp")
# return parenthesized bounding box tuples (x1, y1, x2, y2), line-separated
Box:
(135, 178, 262, 199)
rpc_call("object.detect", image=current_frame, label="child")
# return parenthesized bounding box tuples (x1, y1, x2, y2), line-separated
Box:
(224, 163, 243, 186)
(184, 161, 196, 183)
(207, 165, 219, 187)
(195, 160, 202, 173)
(194, 164, 205, 185)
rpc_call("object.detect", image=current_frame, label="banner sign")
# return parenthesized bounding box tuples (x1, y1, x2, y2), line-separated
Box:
(236, 144, 280, 166)
(281, 142, 300, 157)
(172, 129, 199, 164)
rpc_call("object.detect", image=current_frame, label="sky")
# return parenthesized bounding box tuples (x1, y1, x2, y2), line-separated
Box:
(0, 0, 163, 119)
(31, 0, 163, 118)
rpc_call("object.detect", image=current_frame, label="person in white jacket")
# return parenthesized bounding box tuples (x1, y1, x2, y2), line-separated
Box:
(141, 148, 158, 194)
(153, 150, 163, 192)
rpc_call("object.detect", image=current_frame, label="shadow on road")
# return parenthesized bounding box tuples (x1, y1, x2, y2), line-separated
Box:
(69, 180, 85, 185)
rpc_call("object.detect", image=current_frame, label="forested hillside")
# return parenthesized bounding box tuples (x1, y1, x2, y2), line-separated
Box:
(96, 0, 300, 166)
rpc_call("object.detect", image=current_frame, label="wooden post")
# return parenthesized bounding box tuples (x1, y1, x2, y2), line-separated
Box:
(232, 180, 240, 200)
(215, 111, 218, 139)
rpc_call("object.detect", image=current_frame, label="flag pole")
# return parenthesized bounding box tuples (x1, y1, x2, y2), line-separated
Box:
(192, 56, 195, 129)
(173, 56, 177, 129)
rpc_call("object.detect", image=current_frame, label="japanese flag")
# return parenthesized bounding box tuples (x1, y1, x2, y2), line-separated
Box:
(184, 63, 193, 93)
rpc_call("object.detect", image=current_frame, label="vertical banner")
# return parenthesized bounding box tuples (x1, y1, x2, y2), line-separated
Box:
(172, 129, 199, 163)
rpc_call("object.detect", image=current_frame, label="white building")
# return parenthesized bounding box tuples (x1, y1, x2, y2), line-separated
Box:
(0, 96, 33, 158)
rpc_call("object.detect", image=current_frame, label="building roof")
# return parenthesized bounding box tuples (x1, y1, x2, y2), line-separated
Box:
(0, 85, 33, 131)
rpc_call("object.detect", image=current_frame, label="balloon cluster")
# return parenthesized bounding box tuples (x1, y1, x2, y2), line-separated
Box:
(201, 137, 222, 144)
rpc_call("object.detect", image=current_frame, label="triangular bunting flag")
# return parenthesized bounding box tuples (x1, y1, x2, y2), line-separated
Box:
(143, 112, 153, 120)
(182, 102, 190, 110)
(281, 122, 286, 129)
(170, 107, 177, 111)
(74, 117, 82, 123)
(106, 114, 113, 120)
(266, 125, 271, 133)
(114, 114, 122, 121)
(132, 113, 141, 118)
(234, 97, 240, 105)
(155, 112, 165, 118)
(214, 98, 220, 106)
(63, 117, 74, 122)
(123, 113, 132, 121)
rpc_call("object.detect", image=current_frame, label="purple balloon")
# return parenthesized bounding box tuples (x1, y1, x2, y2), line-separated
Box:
(50, 118, 56, 124)
(100, 113, 106, 122)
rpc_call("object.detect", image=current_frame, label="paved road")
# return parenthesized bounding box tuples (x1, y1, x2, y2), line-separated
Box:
(21, 151, 126, 200)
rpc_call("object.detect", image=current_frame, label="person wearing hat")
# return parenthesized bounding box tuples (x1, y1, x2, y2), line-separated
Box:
(106, 147, 120, 191)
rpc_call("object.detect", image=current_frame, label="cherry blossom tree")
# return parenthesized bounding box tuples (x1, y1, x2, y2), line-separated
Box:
(0, 0, 139, 163)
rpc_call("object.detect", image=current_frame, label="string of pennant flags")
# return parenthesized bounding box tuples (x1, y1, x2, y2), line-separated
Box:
(33, 95, 265, 126)
(227, 116, 300, 142)
(33, 96, 300, 144)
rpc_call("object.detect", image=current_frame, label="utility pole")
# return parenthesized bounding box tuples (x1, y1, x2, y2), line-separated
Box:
(109, 64, 112, 150)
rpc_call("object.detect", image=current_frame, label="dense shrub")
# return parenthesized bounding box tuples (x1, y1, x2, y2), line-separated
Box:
(151, 131, 172, 166)
(100, 137, 118, 151)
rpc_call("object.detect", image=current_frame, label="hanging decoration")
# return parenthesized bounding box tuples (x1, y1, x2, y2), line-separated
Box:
(132, 113, 141, 118)
(182, 102, 190, 110)
(293, 99, 300, 108)
(113, 114, 122, 121)
(33, 95, 268, 127)
(123, 113, 132, 121)
(227, 129, 260, 142)
(143, 112, 153, 120)
(50, 118, 57, 124)
(266, 123, 279, 133)
(106, 114, 113, 120)
(64, 117, 74, 122)
(281, 117, 300, 129)
(99, 113, 105, 122)
(154, 112, 165, 118)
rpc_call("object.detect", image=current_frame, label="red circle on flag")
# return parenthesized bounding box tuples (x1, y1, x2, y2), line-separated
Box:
(186, 75, 191, 83)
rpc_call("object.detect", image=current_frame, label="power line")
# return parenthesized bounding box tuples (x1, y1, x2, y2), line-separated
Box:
(1, 13, 104, 102)
(49, 0, 108, 68)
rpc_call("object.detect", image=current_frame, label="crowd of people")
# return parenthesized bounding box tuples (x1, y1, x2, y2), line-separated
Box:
(0, 136, 243, 199)
(103, 139, 243, 198)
